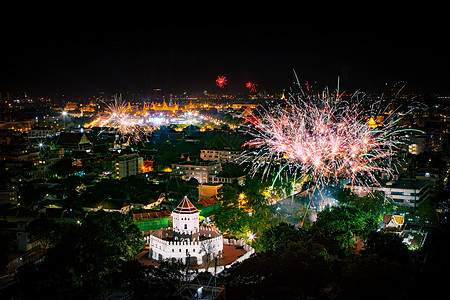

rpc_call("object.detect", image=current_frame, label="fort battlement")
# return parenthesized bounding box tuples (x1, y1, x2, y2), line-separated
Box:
(148, 196, 224, 265)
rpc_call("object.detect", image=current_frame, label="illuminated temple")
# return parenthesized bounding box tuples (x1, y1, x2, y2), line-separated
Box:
(150, 100, 179, 112)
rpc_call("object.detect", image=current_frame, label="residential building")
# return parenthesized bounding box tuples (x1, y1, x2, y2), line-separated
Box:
(212, 173, 246, 185)
(101, 153, 144, 179)
(406, 134, 427, 155)
(200, 149, 243, 163)
(0, 186, 17, 204)
(112, 154, 143, 179)
(172, 160, 222, 184)
(347, 178, 431, 208)
(27, 127, 56, 139)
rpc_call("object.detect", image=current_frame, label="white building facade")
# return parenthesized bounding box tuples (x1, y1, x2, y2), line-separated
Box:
(171, 161, 221, 184)
(200, 149, 243, 163)
(149, 196, 223, 265)
(347, 178, 430, 208)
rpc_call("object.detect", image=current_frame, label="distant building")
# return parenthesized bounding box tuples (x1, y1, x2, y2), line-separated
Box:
(407, 134, 427, 155)
(172, 161, 222, 184)
(347, 178, 431, 208)
(198, 184, 223, 201)
(211, 174, 246, 185)
(150, 100, 179, 113)
(366, 116, 384, 128)
(382, 214, 405, 233)
(0, 144, 39, 162)
(0, 186, 17, 205)
(56, 132, 91, 150)
(64, 102, 78, 111)
(0, 221, 39, 252)
(200, 149, 243, 163)
(27, 127, 56, 139)
(112, 153, 143, 179)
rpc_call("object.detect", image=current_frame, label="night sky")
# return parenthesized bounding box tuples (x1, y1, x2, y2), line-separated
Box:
(1, 16, 449, 96)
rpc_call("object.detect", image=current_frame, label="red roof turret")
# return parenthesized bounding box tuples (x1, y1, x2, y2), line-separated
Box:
(172, 196, 199, 214)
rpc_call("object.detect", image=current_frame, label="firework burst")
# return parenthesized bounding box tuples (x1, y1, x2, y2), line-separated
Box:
(242, 89, 413, 189)
(246, 81, 258, 93)
(90, 95, 154, 144)
(216, 75, 228, 88)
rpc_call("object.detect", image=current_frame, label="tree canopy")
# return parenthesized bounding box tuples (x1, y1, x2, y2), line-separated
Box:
(18, 211, 143, 298)
(313, 205, 378, 249)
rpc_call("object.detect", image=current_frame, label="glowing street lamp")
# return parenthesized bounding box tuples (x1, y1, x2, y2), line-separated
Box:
(62, 111, 67, 129)
(239, 193, 245, 209)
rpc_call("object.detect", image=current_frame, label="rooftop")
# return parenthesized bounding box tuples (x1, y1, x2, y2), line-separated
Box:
(173, 196, 199, 214)
(383, 178, 429, 190)
(174, 160, 221, 167)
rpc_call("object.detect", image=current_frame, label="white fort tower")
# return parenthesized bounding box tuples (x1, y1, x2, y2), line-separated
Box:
(149, 196, 223, 265)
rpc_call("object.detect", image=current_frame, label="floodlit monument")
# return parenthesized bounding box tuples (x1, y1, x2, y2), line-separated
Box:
(149, 196, 223, 265)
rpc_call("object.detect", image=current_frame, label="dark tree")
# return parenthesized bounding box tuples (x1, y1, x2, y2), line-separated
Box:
(340, 254, 411, 300)
(255, 221, 302, 252)
(313, 206, 377, 249)
(75, 211, 143, 287)
(26, 218, 62, 254)
(117, 260, 184, 299)
(18, 182, 45, 207)
(365, 231, 409, 264)
(18, 211, 143, 298)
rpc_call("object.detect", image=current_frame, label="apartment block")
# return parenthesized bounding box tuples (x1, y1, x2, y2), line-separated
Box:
(172, 161, 222, 184)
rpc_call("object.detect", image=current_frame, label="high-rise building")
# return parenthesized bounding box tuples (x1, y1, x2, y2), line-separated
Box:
(113, 154, 143, 179)
(171, 161, 222, 184)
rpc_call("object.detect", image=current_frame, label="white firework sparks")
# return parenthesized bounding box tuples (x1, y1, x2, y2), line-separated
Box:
(242, 89, 414, 189)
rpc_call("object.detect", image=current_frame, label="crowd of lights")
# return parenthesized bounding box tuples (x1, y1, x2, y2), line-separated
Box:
(85, 95, 207, 143)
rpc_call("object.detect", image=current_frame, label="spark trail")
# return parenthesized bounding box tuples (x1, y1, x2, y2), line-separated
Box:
(87, 95, 154, 144)
(242, 89, 416, 190)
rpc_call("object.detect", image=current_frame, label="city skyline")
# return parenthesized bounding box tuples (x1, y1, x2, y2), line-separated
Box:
(1, 20, 449, 96)
(1, 11, 450, 299)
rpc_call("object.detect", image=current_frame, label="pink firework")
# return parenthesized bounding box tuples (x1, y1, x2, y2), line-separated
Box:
(242, 91, 407, 188)
(216, 76, 228, 88)
(246, 81, 258, 93)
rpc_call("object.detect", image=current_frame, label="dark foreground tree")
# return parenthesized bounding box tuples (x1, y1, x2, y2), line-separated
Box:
(117, 260, 184, 299)
(222, 239, 334, 299)
(312, 205, 377, 249)
(18, 211, 143, 298)
(255, 221, 303, 252)
(26, 217, 62, 254)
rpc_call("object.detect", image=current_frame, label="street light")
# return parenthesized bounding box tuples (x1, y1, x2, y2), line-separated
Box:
(239, 193, 245, 209)
(62, 111, 67, 129)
